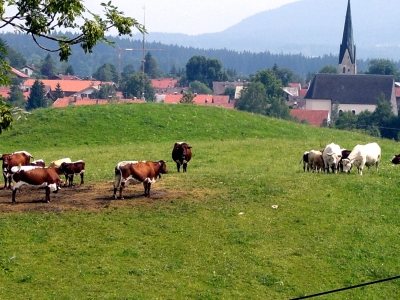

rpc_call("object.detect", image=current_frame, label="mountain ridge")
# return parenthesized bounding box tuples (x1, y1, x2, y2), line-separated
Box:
(132, 0, 400, 60)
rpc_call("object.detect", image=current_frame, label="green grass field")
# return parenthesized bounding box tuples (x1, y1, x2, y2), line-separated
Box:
(1, 103, 400, 299)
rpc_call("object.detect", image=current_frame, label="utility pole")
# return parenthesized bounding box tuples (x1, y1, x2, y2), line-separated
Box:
(116, 6, 169, 100)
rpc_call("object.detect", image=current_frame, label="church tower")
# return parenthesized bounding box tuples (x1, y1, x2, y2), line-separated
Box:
(338, 0, 357, 74)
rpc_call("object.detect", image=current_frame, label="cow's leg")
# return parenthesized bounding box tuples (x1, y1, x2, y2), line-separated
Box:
(119, 182, 125, 199)
(7, 175, 11, 189)
(11, 189, 17, 203)
(144, 182, 151, 197)
(80, 173, 84, 185)
(3, 173, 7, 189)
(176, 162, 181, 172)
(45, 186, 50, 202)
(69, 174, 74, 187)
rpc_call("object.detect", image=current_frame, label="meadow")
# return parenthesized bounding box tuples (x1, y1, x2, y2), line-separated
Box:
(1, 103, 400, 299)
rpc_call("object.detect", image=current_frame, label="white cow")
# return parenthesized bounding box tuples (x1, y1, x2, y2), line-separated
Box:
(322, 143, 342, 174)
(341, 142, 381, 175)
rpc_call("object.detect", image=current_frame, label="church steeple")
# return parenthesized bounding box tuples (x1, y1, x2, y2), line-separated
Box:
(338, 0, 357, 74)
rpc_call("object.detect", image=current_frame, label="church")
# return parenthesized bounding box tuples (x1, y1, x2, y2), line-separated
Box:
(303, 0, 397, 121)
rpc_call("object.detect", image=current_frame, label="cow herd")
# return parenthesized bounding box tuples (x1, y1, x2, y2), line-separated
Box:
(1, 142, 193, 204)
(300, 142, 400, 175)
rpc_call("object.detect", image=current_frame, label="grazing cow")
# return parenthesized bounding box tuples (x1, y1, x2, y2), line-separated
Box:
(341, 142, 381, 175)
(322, 143, 342, 174)
(1, 150, 34, 189)
(48, 158, 72, 183)
(113, 160, 168, 199)
(338, 149, 352, 173)
(172, 142, 192, 172)
(59, 160, 85, 186)
(11, 167, 61, 203)
(29, 159, 45, 167)
(308, 150, 324, 173)
(391, 154, 400, 164)
(299, 151, 310, 172)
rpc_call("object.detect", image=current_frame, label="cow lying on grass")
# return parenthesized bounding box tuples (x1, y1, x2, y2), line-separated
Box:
(113, 160, 168, 199)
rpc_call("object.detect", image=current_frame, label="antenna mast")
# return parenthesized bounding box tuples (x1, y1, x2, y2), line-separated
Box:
(141, 6, 146, 100)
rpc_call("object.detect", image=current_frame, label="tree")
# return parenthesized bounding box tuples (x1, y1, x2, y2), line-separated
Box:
(0, 101, 13, 133)
(367, 59, 397, 76)
(40, 54, 57, 78)
(121, 64, 135, 79)
(224, 87, 236, 100)
(144, 52, 163, 79)
(185, 55, 228, 88)
(180, 92, 194, 104)
(252, 69, 283, 98)
(235, 82, 268, 114)
(318, 65, 338, 74)
(92, 63, 118, 82)
(26, 79, 47, 110)
(266, 96, 291, 120)
(65, 65, 75, 76)
(54, 83, 64, 99)
(89, 84, 117, 100)
(7, 85, 26, 109)
(272, 64, 295, 86)
(188, 81, 212, 94)
(371, 93, 394, 127)
(120, 72, 155, 101)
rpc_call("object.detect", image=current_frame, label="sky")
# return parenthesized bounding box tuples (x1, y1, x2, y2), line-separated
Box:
(85, 0, 300, 35)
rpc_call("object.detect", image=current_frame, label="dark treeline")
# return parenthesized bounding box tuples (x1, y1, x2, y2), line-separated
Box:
(1, 32, 389, 78)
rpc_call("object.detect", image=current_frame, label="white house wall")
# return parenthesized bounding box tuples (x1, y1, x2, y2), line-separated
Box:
(306, 99, 331, 112)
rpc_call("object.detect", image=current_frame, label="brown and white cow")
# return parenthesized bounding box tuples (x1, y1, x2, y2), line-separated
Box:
(172, 142, 192, 172)
(11, 167, 61, 203)
(59, 160, 85, 186)
(48, 158, 72, 183)
(113, 160, 168, 199)
(1, 150, 34, 189)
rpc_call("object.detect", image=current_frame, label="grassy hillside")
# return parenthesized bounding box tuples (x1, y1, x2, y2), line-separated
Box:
(1, 103, 400, 299)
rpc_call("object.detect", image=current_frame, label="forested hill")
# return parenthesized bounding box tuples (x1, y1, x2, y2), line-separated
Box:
(0, 32, 374, 78)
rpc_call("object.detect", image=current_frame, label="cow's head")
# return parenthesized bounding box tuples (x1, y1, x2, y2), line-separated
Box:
(158, 160, 168, 178)
(174, 143, 192, 163)
(391, 154, 400, 164)
(341, 158, 353, 173)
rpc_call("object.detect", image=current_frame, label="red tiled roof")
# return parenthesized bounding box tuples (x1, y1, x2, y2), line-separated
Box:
(0, 87, 10, 98)
(151, 78, 178, 89)
(55, 74, 82, 80)
(53, 97, 145, 108)
(11, 67, 29, 78)
(299, 89, 308, 97)
(164, 94, 234, 108)
(290, 109, 329, 127)
(23, 79, 113, 93)
(396, 87, 400, 97)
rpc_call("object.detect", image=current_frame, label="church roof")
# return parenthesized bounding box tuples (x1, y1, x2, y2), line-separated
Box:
(339, 0, 356, 64)
(304, 74, 395, 105)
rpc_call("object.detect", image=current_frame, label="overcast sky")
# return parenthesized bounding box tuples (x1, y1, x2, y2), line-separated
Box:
(85, 0, 299, 35)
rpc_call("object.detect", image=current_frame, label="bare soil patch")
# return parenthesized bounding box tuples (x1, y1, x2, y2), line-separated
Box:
(0, 181, 176, 214)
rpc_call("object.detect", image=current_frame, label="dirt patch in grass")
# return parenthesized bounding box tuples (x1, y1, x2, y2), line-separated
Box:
(0, 181, 185, 214)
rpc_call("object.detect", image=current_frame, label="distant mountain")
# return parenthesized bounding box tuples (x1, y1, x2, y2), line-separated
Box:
(133, 0, 400, 60)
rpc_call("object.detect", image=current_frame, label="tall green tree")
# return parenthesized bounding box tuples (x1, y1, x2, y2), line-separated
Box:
(180, 92, 194, 104)
(92, 63, 119, 82)
(89, 84, 117, 100)
(26, 79, 47, 110)
(40, 54, 57, 78)
(7, 85, 26, 109)
(367, 59, 398, 76)
(144, 52, 163, 79)
(65, 65, 75, 75)
(121, 64, 135, 79)
(188, 81, 212, 94)
(252, 69, 284, 98)
(54, 83, 64, 99)
(318, 65, 338, 74)
(0, 100, 13, 133)
(186, 55, 228, 88)
(235, 82, 268, 114)
(120, 72, 155, 101)
(272, 64, 295, 86)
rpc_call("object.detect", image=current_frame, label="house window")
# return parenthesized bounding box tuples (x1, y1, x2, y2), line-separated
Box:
(343, 67, 346, 73)
(351, 110, 356, 114)
(339, 110, 343, 114)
